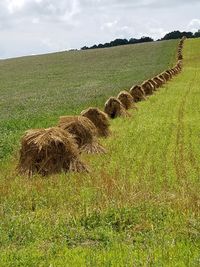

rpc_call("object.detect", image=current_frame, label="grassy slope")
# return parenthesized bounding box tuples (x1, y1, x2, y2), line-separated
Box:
(1, 39, 200, 266)
(0, 40, 177, 159)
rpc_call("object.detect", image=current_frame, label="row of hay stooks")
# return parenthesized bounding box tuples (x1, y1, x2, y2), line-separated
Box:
(18, 37, 186, 177)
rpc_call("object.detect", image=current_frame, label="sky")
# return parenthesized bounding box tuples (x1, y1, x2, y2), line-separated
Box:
(0, 0, 200, 59)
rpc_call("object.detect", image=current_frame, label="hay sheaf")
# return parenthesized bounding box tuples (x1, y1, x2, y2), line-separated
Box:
(129, 85, 146, 102)
(141, 80, 153, 96)
(172, 66, 179, 75)
(18, 127, 88, 177)
(153, 77, 163, 88)
(171, 68, 177, 75)
(177, 60, 182, 69)
(104, 97, 130, 119)
(117, 90, 136, 110)
(162, 71, 171, 82)
(178, 54, 183, 60)
(167, 69, 174, 77)
(58, 116, 106, 154)
(81, 107, 111, 137)
(158, 74, 166, 83)
(148, 79, 157, 91)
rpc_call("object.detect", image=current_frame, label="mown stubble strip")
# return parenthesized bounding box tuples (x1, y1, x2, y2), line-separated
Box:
(174, 71, 196, 181)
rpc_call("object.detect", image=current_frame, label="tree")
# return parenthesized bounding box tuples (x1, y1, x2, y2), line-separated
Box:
(110, 38, 129, 47)
(162, 30, 193, 40)
(139, 36, 153, 43)
(81, 46, 89, 50)
(194, 30, 200, 38)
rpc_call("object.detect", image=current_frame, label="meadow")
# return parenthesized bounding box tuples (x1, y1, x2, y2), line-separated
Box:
(0, 40, 177, 160)
(0, 39, 200, 266)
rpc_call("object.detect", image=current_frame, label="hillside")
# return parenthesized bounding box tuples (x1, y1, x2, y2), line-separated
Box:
(1, 39, 200, 266)
(0, 40, 177, 159)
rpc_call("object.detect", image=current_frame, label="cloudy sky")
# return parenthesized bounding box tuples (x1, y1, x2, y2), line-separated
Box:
(0, 0, 200, 59)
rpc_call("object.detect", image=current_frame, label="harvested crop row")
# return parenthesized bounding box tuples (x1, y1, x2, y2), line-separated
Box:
(17, 37, 185, 177)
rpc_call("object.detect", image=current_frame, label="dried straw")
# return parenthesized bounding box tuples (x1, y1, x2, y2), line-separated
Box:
(58, 116, 106, 154)
(104, 97, 130, 119)
(18, 127, 88, 177)
(81, 107, 111, 137)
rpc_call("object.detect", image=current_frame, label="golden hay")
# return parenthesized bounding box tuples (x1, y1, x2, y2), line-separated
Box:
(58, 116, 106, 154)
(175, 67, 180, 74)
(177, 60, 183, 68)
(129, 85, 146, 102)
(171, 68, 177, 75)
(175, 64, 181, 73)
(158, 74, 166, 83)
(178, 40, 184, 48)
(162, 71, 171, 82)
(148, 79, 157, 91)
(18, 127, 88, 177)
(178, 54, 183, 60)
(59, 116, 77, 125)
(153, 77, 163, 88)
(170, 68, 175, 75)
(167, 69, 174, 77)
(141, 80, 153, 95)
(170, 69, 175, 75)
(172, 60, 183, 75)
(104, 97, 130, 119)
(117, 90, 136, 110)
(172, 66, 179, 75)
(81, 107, 111, 137)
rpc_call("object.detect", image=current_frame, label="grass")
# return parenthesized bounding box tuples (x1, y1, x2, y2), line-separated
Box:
(0, 39, 200, 266)
(0, 40, 177, 160)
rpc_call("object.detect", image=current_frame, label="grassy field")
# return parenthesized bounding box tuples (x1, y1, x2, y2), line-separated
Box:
(1, 39, 200, 266)
(0, 40, 177, 160)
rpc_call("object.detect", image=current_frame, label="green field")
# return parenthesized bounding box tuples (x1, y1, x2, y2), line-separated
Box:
(1, 39, 200, 266)
(0, 40, 177, 160)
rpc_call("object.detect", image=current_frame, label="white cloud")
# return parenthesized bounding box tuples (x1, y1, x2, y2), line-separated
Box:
(32, 17, 40, 24)
(41, 38, 67, 51)
(187, 19, 200, 32)
(149, 28, 167, 40)
(7, 0, 25, 13)
(101, 20, 118, 30)
(0, 0, 200, 58)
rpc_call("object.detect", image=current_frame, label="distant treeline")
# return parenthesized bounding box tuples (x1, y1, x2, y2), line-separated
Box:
(81, 37, 153, 50)
(160, 30, 200, 40)
(81, 30, 200, 50)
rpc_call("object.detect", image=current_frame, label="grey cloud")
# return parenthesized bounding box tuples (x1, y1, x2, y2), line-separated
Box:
(0, 0, 199, 58)
(79, 0, 200, 9)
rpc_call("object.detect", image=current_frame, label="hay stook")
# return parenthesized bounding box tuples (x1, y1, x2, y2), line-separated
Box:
(148, 79, 157, 91)
(104, 97, 130, 119)
(153, 76, 164, 88)
(18, 127, 88, 177)
(158, 74, 166, 84)
(129, 85, 146, 102)
(162, 71, 171, 82)
(117, 90, 137, 110)
(58, 116, 106, 154)
(81, 107, 111, 137)
(141, 80, 154, 96)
